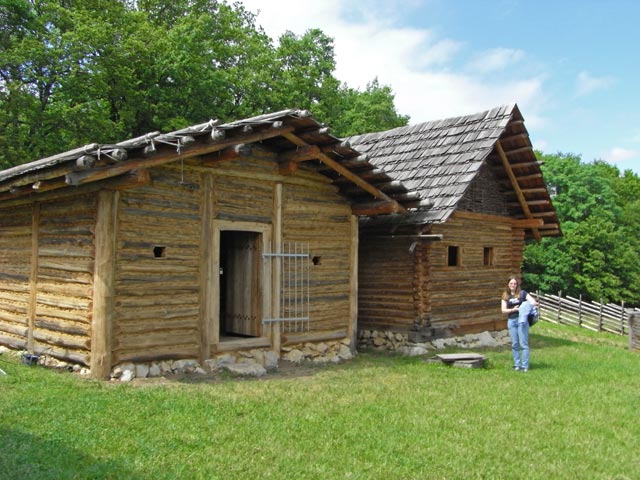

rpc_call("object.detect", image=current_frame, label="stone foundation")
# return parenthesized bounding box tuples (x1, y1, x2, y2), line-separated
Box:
(358, 329, 511, 355)
(109, 338, 354, 382)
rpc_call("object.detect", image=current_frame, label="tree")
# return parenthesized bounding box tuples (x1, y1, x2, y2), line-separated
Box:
(0, 0, 408, 169)
(330, 78, 409, 137)
(523, 152, 640, 305)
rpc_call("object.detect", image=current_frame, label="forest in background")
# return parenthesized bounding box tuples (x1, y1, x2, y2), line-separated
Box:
(2, 0, 639, 306)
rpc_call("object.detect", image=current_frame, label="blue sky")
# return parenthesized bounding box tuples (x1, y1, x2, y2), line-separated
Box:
(239, 0, 640, 175)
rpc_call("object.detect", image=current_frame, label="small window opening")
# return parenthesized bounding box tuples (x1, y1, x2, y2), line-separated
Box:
(153, 246, 166, 258)
(483, 247, 494, 266)
(447, 245, 459, 267)
(312, 256, 322, 266)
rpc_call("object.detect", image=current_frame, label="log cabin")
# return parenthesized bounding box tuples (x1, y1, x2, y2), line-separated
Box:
(0, 109, 419, 378)
(347, 104, 562, 342)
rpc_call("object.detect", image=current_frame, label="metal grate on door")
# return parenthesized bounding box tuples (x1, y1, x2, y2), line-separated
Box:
(262, 242, 310, 333)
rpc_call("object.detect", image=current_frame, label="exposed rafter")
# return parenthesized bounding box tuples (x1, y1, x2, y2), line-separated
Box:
(281, 132, 407, 215)
(495, 140, 541, 241)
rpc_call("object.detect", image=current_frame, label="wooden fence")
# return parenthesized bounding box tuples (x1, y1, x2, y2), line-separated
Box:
(629, 313, 640, 352)
(534, 291, 640, 338)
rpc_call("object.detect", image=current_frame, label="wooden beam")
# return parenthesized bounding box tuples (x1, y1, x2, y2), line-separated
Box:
(66, 126, 295, 187)
(199, 173, 215, 363)
(91, 190, 118, 379)
(348, 214, 358, 352)
(352, 200, 405, 216)
(529, 211, 557, 218)
(27, 203, 40, 352)
(199, 144, 253, 167)
(513, 218, 544, 229)
(279, 145, 321, 163)
(271, 183, 283, 354)
(514, 173, 543, 182)
(499, 132, 530, 144)
(502, 145, 534, 156)
(495, 140, 540, 241)
(281, 132, 407, 214)
(508, 199, 550, 207)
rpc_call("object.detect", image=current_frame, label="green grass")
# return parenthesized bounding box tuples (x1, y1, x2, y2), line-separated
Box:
(2, 322, 639, 480)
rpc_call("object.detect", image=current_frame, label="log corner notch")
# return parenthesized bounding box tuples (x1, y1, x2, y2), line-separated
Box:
(279, 131, 408, 216)
(495, 140, 541, 242)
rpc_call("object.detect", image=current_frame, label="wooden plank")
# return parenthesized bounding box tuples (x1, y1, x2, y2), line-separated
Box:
(348, 214, 358, 350)
(27, 203, 39, 351)
(90, 190, 118, 378)
(199, 173, 215, 362)
(282, 328, 348, 345)
(271, 182, 282, 353)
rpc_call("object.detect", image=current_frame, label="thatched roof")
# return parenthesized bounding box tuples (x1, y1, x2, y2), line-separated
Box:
(0, 109, 419, 216)
(347, 103, 561, 239)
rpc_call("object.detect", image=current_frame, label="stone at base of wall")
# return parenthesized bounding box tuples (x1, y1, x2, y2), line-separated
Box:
(109, 338, 354, 382)
(358, 329, 511, 354)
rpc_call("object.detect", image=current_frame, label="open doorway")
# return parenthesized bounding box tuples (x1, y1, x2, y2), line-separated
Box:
(219, 230, 262, 339)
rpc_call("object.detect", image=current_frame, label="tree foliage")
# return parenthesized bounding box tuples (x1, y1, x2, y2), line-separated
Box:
(0, 0, 408, 168)
(523, 152, 640, 305)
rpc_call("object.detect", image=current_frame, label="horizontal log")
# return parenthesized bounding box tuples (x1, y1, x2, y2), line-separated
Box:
(33, 329, 90, 350)
(115, 330, 198, 350)
(0, 321, 28, 336)
(32, 342, 89, 365)
(282, 328, 348, 345)
(212, 337, 272, 352)
(0, 333, 27, 349)
(112, 346, 199, 364)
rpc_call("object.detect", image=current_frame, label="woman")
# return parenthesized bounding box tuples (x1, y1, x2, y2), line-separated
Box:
(501, 276, 538, 372)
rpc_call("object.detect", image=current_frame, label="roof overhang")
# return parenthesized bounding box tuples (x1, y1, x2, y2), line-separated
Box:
(0, 110, 420, 216)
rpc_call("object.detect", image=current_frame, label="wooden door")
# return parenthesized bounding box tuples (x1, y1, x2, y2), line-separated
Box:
(220, 231, 261, 337)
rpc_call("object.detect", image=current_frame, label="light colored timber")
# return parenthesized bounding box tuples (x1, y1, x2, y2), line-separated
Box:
(90, 190, 118, 378)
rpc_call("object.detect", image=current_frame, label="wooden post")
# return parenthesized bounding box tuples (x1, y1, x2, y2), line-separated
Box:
(557, 290, 562, 324)
(27, 202, 40, 352)
(199, 173, 215, 362)
(91, 190, 118, 379)
(271, 183, 283, 354)
(578, 294, 583, 327)
(348, 214, 359, 352)
(598, 299, 604, 331)
(620, 301, 625, 334)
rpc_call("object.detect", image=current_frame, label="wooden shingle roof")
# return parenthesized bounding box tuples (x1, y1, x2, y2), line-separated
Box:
(347, 103, 561, 239)
(0, 109, 418, 216)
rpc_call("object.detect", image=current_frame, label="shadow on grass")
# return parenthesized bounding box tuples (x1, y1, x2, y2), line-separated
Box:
(530, 331, 578, 349)
(0, 427, 145, 480)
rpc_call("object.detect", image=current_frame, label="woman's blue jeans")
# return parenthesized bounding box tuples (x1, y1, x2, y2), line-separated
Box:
(508, 302, 533, 369)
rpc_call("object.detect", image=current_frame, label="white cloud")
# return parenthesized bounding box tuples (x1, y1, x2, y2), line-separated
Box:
(603, 147, 638, 163)
(237, 0, 548, 126)
(467, 48, 525, 74)
(575, 71, 615, 97)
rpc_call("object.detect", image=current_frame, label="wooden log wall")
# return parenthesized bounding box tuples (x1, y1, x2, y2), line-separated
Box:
(0, 204, 33, 349)
(358, 236, 417, 331)
(282, 181, 354, 333)
(429, 211, 515, 335)
(113, 165, 201, 364)
(34, 196, 96, 364)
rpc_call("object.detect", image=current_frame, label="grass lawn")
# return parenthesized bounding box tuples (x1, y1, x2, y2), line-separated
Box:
(1, 322, 639, 480)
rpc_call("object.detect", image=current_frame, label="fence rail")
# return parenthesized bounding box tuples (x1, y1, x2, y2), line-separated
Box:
(535, 291, 640, 336)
